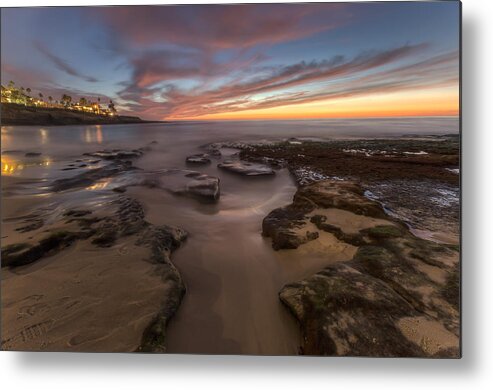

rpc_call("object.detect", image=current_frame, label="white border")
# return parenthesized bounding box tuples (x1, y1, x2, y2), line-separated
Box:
(2, 1, 493, 389)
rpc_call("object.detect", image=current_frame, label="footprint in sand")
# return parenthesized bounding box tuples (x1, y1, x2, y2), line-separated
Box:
(20, 320, 54, 343)
(2, 320, 55, 348)
(118, 245, 129, 255)
(4, 294, 44, 309)
(17, 302, 49, 317)
(68, 330, 108, 347)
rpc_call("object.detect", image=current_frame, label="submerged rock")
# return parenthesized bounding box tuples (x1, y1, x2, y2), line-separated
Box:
(51, 161, 136, 192)
(154, 170, 220, 202)
(186, 153, 211, 164)
(83, 149, 144, 160)
(218, 160, 275, 176)
(15, 219, 44, 233)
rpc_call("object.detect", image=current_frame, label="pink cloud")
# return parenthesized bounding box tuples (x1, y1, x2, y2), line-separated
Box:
(95, 3, 350, 50)
(116, 45, 458, 119)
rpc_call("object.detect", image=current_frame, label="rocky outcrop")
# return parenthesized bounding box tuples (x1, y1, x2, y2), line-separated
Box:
(218, 160, 275, 176)
(241, 137, 460, 241)
(268, 179, 459, 357)
(1, 196, 186, 268)
(1, 195, 188, 353)
(262, 180, 387, 250)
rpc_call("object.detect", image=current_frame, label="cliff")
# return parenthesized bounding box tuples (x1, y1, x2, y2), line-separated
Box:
(1, 103, 150, 126)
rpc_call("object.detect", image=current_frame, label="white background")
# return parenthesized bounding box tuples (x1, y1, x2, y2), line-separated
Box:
(1, 0, 491, 389)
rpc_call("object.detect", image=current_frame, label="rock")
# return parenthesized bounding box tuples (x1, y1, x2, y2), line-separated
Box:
(210, 148, 222, 157)
(1, 231, 80, 268)
(280, 240, 460, 357)
(155, 170, 220, 202)
(186, 153, 211, 164)
(52, 161, 136, 192)
(64, 210, 92, 217)
(185, 174, 220, 201)
(263, 180, 386, 250)
(218, 160, 275, 176)
(15, 219, 44, 233)
(135, 225, 187, 353)
(272, 179, 460, 357)
(293, 180, 387, 218)
(287, 138, 303, 145)
(280, 264, 426, 357)
(2, 150, 23, 155)
(83, 149, 144, 160)
(262, 206, 315, 250)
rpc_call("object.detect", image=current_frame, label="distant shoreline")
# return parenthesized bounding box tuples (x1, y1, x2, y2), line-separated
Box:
(0, 103, 160, 126)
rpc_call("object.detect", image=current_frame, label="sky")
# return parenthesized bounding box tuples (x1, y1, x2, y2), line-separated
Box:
(1, 2, 460, 121)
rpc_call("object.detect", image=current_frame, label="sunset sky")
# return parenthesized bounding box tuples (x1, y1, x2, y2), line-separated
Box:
(1, 2, 460, 120)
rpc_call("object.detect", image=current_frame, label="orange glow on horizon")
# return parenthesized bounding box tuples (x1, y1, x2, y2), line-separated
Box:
(166, 86, 459, 121)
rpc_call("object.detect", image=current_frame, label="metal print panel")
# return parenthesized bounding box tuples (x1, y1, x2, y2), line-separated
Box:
(0, 1, 461, 357)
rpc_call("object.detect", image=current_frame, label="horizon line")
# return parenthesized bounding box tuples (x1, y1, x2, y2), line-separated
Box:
(161, 114, 460, 123)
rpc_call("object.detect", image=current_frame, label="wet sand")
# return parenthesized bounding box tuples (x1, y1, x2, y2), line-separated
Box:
(2, 239, 171, 352)
(127, 169, 303, 355)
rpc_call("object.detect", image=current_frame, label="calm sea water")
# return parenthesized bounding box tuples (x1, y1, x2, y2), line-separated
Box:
(2, 117, 459, 161)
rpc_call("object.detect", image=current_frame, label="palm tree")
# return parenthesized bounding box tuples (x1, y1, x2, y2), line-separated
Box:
(26, 87, 31, 96)
(38, 92, 43, 101)
(48, 96, 53, 105)
(61, 94, 72, 107)
(8, 80, 15, 89)
(108, 100, 117, 114)
(18, 87, 27, 105)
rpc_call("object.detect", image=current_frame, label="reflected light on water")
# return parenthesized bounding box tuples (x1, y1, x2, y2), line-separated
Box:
(86, 179, 110, 190)
(1, 156, 51, 176)
(1, 126, 14, 148)
(84, 126, 104, 144)
(39, 128, 49, 145)
(96, 125, 103, 144)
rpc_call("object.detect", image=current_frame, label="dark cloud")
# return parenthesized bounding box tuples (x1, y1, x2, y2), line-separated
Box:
(95, 3, 349, 50)
(34, 41, 99, 83)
